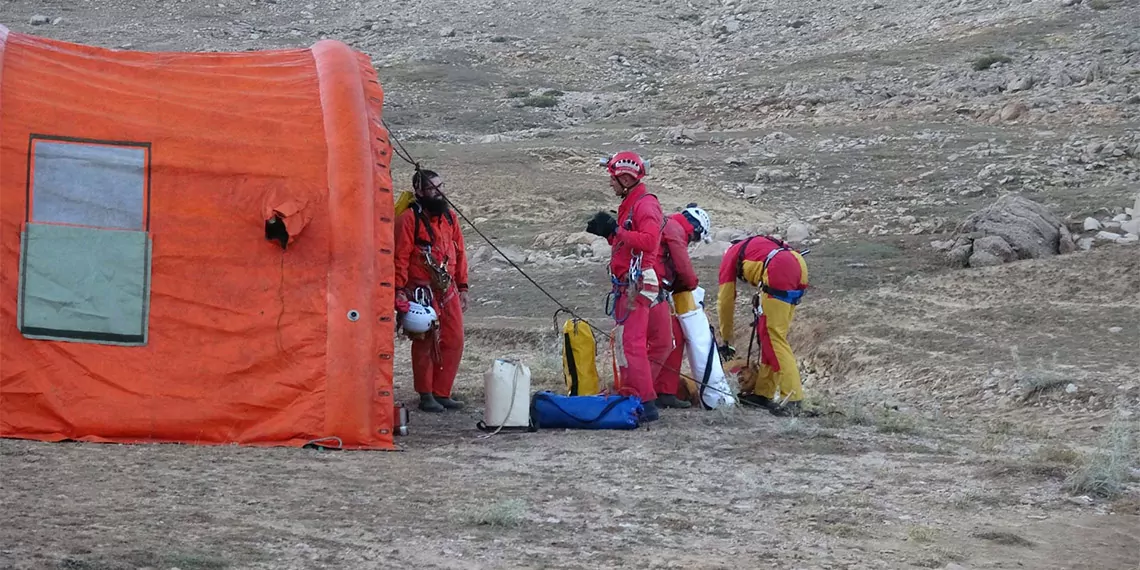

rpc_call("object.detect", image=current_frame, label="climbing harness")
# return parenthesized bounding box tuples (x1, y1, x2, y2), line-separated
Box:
(411, 203, 456, 293)
(421, 244, 453, 293)
(604, 252, 646, 324)
(736, 236, 809, 307)
(741, 240, 812, 368)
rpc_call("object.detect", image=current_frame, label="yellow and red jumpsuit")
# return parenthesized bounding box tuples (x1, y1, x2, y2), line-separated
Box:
(654, 213, 700, 398)
(716, 236, 809, 403)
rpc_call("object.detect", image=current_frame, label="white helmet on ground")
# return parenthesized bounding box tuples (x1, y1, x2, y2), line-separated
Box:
(682, 203, 712, 243)
(402, 302, 438, 333)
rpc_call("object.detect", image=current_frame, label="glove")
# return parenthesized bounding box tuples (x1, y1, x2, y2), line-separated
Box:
(717, 344, 736, 361)
(586, 211, 618, 239)
(395, 290, 410, 314)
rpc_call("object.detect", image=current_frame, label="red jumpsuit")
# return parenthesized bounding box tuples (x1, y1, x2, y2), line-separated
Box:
(394, 205, 469, 399)
(654, 214, 700, 397)
(606, 184, 664, 402)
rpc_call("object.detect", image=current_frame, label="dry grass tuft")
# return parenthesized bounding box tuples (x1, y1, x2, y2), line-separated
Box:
(466, 499, 527, 528)
(1063, 412, 1136, 499)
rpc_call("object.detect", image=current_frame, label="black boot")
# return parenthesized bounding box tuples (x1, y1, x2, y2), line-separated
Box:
(740, 392, 779, 411)
(435, 395, 464, 410)
(641, 399, 660, 422)
(657, 394, 692, 409)
(419, 393, 445, 413)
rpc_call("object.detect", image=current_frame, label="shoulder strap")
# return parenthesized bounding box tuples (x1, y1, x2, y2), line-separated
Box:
(625, 193, 662, 231)
(737, 235, 795, 282)
(735, 236, 757, 281)
(411, 203, 436, 247)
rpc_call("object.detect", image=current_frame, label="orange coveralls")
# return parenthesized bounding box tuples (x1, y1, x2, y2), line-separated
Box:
(394, 205, 468, 398)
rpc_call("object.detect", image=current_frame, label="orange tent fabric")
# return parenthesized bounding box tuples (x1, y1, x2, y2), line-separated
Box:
(0, 25, 396, 449)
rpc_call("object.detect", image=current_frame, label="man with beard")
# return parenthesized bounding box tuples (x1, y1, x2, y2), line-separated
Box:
(394, 169, 470, 413)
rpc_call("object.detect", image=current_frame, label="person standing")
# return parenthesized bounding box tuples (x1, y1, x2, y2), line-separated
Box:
(394, 169, 470, 413)
(585, 151, 665, 422)
(653, 204, 712, 409)
(715, 234, 809, 416)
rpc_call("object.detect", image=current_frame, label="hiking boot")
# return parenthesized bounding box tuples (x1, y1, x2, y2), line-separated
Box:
(740, 393, 779, 411)
(435, 396, 464, 410)
(418, 393, 445, 413)
(641, 399, 660, 423)
(656, 394, 692, 409)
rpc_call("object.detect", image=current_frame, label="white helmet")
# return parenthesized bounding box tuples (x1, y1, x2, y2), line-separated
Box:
(682, 204, 712, 243)
(401, 302, 438, 333)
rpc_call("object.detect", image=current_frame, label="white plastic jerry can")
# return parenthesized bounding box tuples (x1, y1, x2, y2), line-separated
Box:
(483, 358, 532, 429)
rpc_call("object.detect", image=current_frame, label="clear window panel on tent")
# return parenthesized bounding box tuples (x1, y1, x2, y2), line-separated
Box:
(17, 137, 153, 346)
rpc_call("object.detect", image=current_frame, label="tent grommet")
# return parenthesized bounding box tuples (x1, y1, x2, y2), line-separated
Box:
(346, 310, 360, 322)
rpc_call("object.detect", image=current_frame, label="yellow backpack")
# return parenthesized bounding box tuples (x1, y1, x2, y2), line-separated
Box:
(561, 316, 601, 396)
(394, 189, 415, 218)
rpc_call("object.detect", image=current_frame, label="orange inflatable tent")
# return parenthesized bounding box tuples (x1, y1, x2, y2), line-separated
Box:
(0, 25, 397, 450)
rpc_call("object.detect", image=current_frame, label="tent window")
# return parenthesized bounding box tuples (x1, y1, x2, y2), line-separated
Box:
(19, 137, 153, 346)
(29, 139, 149, 230)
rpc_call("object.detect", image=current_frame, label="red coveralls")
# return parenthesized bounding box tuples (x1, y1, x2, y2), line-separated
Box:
(606, 184, 664, 402)
(654, 213, 700, 397)
(394, 205, 469, 399)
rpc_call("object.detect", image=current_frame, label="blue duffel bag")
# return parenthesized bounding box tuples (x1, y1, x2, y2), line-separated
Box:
(530, 391, 644, 430)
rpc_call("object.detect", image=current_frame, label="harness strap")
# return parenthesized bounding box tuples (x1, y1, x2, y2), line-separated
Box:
(411, 202, 455, 248)
(762, 285, 806, 306)
(622, 193, 666, 259)
(564, 328, 580, 395)
(735, 236, 757, 281)
(738, 237, 807, 306)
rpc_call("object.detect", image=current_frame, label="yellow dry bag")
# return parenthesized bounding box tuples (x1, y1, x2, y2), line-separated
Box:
(561, 317, 601, 396)
(394, 189, 415, 218)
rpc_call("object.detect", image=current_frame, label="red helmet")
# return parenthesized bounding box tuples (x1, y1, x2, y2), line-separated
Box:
(605, 151, 647, 182)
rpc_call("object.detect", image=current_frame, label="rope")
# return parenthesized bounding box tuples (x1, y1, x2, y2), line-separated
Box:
(381, 120, 772, 409)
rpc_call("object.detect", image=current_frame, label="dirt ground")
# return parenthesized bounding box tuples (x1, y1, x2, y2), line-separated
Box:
(2, 0, 1139, 568)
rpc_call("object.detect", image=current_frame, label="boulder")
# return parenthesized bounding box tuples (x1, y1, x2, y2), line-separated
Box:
(533, 231, 604, 250)
(590, 239, 610, 259)
(713, 228, 749, 243)
(690, 240, 731, 259)
(946, 237, 974, 268)
(1122, 219, 1140, 236)
(972, 235, 1017, 263)
(785, 222, 812, 243)
(944, 195, 1067, 267)
(1058, 225, 1077, 254)
(754, 167, 793, 183)
(968, 250, 1006, 267)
